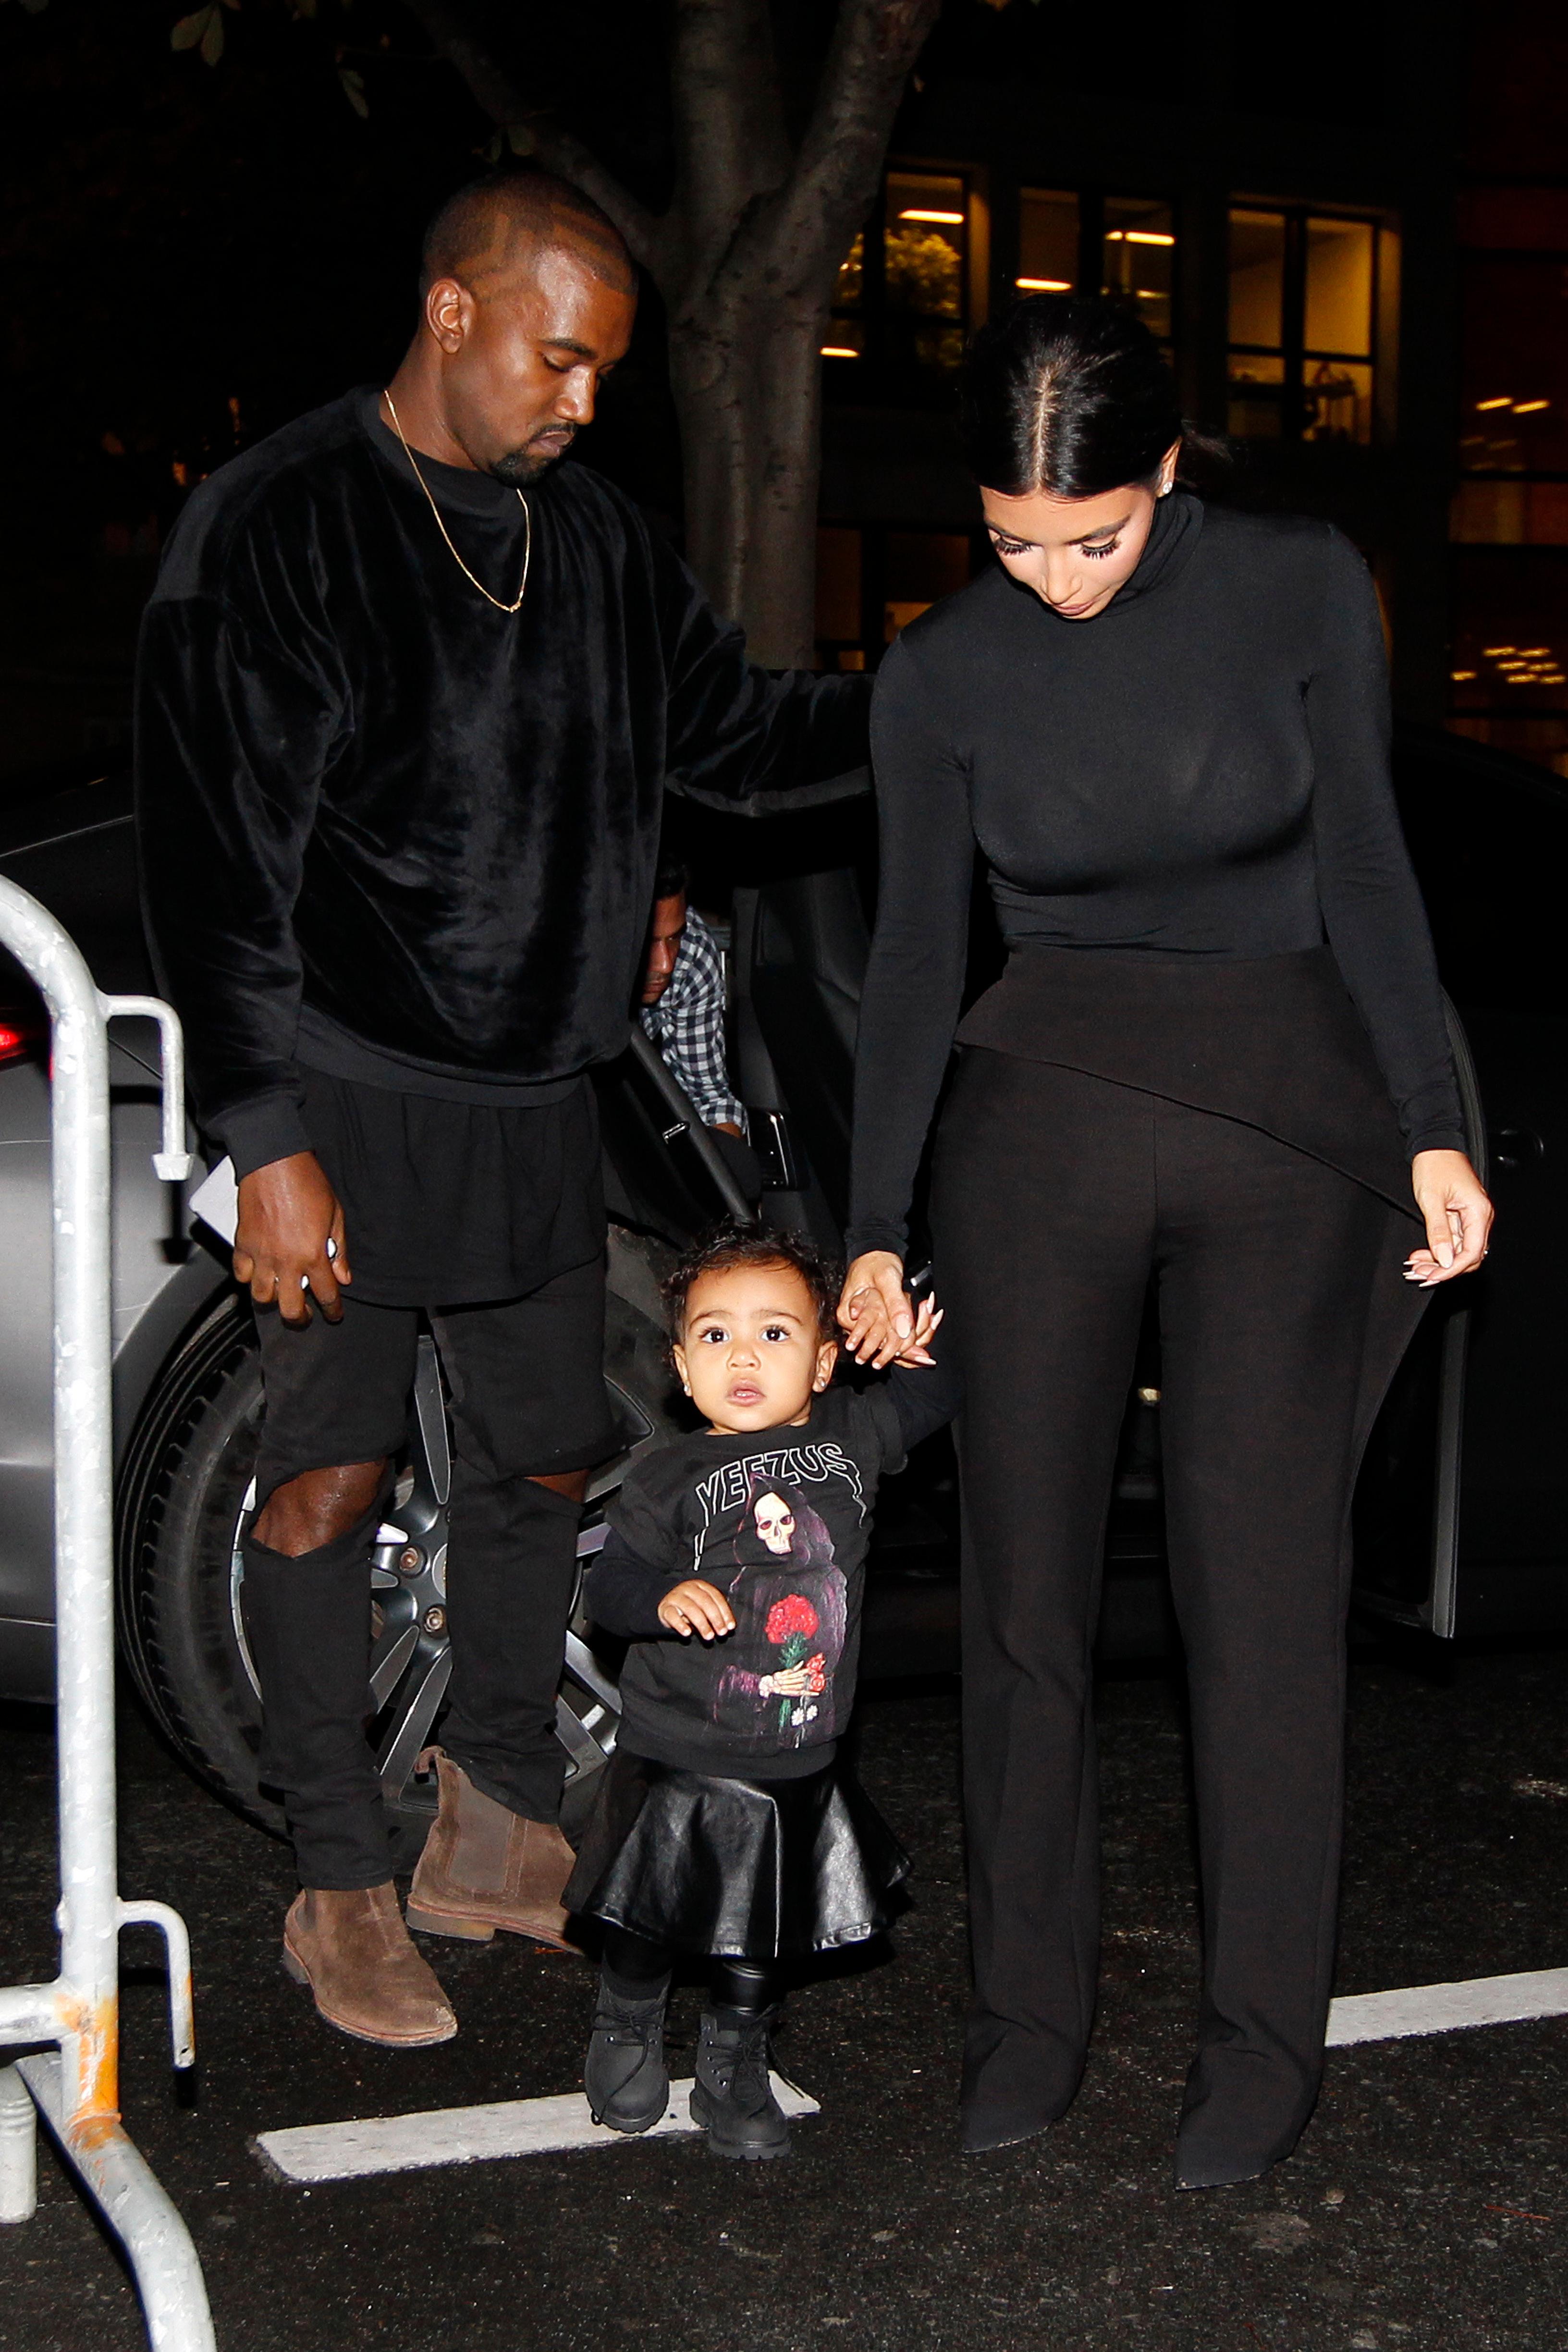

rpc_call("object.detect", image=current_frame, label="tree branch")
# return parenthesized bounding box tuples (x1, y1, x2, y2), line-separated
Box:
(398, 0, 663, 272)
(668, 0, 792, 243)
(768, 0, 941, 287)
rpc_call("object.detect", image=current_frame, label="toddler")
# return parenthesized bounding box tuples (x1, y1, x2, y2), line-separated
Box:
(564, 1224, 958, 2159)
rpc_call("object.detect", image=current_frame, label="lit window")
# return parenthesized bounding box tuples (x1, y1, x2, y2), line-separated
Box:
(1457, 256, 1568, 477)
(1103, 197, 1176, 343)
(1449, 551, 1568, 773)
(830, 172, 973, 381)
(1018, 188, 1078, 293)
(825, 234, 865, 361)
(884, 171, 968, 377)
(1227, 207, 1379, 444)
(882, 532, 973, 643)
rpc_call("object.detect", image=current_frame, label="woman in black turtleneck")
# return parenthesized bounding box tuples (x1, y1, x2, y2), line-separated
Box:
(837, 298, 1492, 2188)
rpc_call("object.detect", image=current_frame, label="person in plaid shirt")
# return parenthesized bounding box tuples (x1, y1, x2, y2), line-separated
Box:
(638, 851, 748, 1139)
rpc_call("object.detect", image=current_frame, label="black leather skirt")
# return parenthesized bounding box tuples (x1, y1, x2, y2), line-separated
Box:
(564, 1747, 909, 1958)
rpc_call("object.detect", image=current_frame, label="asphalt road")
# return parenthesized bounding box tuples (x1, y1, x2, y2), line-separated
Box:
(2, 1631, 1566, 2352)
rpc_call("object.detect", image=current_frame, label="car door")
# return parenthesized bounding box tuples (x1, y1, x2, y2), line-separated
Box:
(1384, 730, 1568, 1634)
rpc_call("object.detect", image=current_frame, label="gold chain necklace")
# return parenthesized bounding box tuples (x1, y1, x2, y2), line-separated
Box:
(381, 390, 531, 614)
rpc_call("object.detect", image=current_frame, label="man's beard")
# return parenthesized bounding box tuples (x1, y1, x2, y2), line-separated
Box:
(488, 429, 575, 486)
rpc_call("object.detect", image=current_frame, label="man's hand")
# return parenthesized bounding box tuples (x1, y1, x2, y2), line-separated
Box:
(1405, 1149, 1493, 1286)
(234, 1152, 351, 1327)
(657, 1580, 736, 1641)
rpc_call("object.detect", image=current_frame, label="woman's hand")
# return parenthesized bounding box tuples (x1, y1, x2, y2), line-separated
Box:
(657, 1580, 736, 1641)
(1406, 1149, 1494, 1286)
(837, 1250, 916, 1368)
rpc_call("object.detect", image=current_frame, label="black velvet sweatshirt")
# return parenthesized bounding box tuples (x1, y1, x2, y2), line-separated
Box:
(135, 391, 868, 1177)
(846, 493, 1465, 1261)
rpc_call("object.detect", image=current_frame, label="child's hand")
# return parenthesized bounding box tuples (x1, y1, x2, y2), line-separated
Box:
(657, 1580, 736, 1641)
(889, 1295, 943, 1369)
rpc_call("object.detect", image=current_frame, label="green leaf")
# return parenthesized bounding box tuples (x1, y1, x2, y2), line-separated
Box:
(505, 123, 537, 157)
(339, 64, 368, 117)
(170, 8, 209, 50)
(200, 6, 226, 63)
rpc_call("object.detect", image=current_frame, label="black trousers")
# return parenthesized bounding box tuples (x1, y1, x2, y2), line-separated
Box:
(932, 1051, 1411, 2171)
(240, 1258, 618, 1889)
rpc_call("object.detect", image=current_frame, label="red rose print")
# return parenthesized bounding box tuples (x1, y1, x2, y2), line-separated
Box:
(765, 1594, 820, 1644)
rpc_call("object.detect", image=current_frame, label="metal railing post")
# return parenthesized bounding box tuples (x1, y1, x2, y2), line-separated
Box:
(0, 874, 215, 2352)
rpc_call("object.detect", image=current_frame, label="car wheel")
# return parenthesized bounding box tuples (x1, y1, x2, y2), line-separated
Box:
(117, 1242, 676, 1867)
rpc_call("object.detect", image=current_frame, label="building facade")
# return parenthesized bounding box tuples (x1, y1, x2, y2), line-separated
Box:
(814, 1, 1568, 784)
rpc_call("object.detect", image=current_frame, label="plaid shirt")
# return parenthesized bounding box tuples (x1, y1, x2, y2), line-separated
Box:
(639, 908, 747, 1132)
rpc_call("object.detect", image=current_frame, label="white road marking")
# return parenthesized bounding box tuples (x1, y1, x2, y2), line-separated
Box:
(256, 1967, 1568, 2184)
(1326, 1966, 1568, 2047)
(255, 2073, 820, 2184)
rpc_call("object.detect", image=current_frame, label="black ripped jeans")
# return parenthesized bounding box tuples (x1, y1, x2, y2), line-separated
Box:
(240, 1264, 617, 1890)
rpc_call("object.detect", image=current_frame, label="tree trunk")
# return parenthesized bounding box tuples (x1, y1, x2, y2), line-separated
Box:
(670, 288, 829, 666)
(406, 0, 943, 658)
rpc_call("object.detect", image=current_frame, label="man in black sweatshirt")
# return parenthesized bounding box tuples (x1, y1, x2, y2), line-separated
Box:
(135, 168, 867, 2046)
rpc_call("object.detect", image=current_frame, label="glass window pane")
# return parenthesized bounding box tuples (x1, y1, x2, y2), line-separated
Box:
(1450, 548, 1568, 777)
(1227, 351, 1284, 439)
(1458, 256, 1568, 474)
(834, 233, 864, 315)
(1228, 208, 1285, 350)
(1304, 358, 1373, 445)
(1304, 217, 1373, 356)
(1102, 196, 1175, 340)
(883, 531, 973, 642)
(886, 172, 966, 320)
(885, 171, 968, 376)
(815, 527, 862, 644)
(1018, 188, 1078, 293)
(1451, 480, 1568, 544)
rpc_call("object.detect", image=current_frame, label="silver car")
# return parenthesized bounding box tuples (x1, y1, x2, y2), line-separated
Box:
(0, 770, 727, 1859)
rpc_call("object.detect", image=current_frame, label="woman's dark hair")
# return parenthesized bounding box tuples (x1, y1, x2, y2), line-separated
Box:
(962, 293, 1199, 499)
(662, 1222, 843, 1350)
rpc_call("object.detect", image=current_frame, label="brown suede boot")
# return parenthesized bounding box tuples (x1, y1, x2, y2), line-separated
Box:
(405, 1751, 577, 1951)
(282, 1884, 457, 2047)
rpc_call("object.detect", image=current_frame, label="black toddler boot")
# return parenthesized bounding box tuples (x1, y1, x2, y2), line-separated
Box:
(690, 2004, 790, 2161)
(585, 1974, 671, 2134)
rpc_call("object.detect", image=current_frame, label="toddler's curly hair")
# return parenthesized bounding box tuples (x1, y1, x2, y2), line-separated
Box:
(661, 1222, 844, 1353)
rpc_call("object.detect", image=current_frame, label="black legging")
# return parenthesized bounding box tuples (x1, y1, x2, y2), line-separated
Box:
(933, 1051, 1412, 2176)
(603, 1927, 779, 2017)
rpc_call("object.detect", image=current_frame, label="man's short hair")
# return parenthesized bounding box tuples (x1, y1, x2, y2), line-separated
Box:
(662, 1224, 844, 1351)
(653, 848, 690, 901)
(420, 167, 635, 300)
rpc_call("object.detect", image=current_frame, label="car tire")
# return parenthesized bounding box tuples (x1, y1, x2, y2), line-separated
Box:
(118, 1244, 676, 1869)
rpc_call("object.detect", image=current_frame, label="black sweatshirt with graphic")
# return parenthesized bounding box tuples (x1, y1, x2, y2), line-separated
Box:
(585, 1364, 961, 1781)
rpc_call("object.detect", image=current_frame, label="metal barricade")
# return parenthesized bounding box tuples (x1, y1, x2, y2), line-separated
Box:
(0, 876, 215, 2351)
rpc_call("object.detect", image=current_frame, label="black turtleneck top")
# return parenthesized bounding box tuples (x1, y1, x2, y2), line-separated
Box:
(135, 390, 868, 1178)
(846, 492, 1465, 1262)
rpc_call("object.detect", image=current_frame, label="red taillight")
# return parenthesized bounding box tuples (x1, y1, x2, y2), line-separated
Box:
(0, 1016, 46, 1068)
